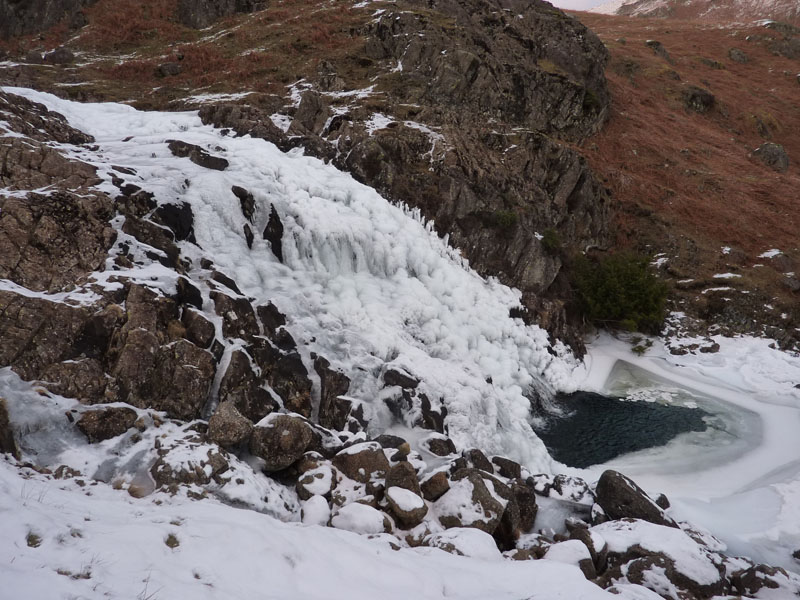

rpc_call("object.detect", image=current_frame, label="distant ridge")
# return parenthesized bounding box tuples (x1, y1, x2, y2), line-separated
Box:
(591, 0, 800, 25)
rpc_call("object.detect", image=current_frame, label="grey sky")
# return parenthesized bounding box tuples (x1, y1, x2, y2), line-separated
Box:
(549, 0, 606, 10)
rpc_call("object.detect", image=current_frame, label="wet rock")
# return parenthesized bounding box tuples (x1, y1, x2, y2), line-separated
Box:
(249, 414, 313, 472)
(167, 140, 228, 171)
(153, 202, 196, 243)
(0, 398, 20, 460)
(420, 470, 450, 502)
(654, 493, 670, 510)
(421, 433, 457, 456)
(208, 401, 253, 447)
(385, 461, 421, 496)
(76, 406, 138, 443)
(331, 441, 389, 484)
(463, 448, 493, 473)
(263, 204, 284, 262)
(386, 486, 428, 528)
(491, 456, 522, 479)
(682, 85, 715, 113)
(595, 470, 678, 528)
(175, 277, 203, 311)
(250, 340, 313, 418)
(0, 192, 114, 292)
(232, 186, 255, 222)
(752, 142, 789, 172)
(314, 356, 351, 430)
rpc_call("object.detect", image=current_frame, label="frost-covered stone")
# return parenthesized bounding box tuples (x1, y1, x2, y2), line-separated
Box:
(435, 469, 505, 534)
(330, 502, 391, 535)
(296, 465, 336, 501)
(331, 441, 389, 484)
(386, 486, 427, 528)
(249, 414, 313, 472)
(424, 528, 502, 560)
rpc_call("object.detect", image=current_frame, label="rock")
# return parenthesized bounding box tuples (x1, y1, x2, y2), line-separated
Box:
(331, 441, 390, 484)
(155, 62, 182, 78)
(753, 142, 789, 172)
(211, 291, 259, 340)
(570, 527, 608, 573)
(218, 349, 277, 423)
(153, 202, 196, 243)
(728, 48, 749, 63)
(0, 398, 20, 460)
(208, 401, 253, 448)
(167, 140, 229, 171)
(551, 474, 594, 505)
(43, 47, 75, 65)
(491, 456, 522, 479)
(0, 192, 114, 292)
(374, 434, 407, 449)
(645, 40, 672, 62)
(250, 341, 313, 418)
(463, 448, 493, 473)
(420, 470, 450, 502)
(595, 470, 678, 528)
(732, 564, 792, 596)
(0, 0, 95, 39)
(249, 414, 313, 472)
(793, 548, 800, 562)
(544, 540, 596, 579)
(385, 461, 421, 496)
(509, 479, 538, 533)
(176, 0, 266, 29)
(682, 85, 715, 113)
(435, 468, 506, 534)
(654, 493, 670, 510)
(263, 204, 284, 262)
(121, 215, 180, 267)
(296, 465, 336, 501)
(330, 502, 391, 535)
(382, 367, 419, 389)
(76, 406, 138, 443)
(181, 309, 215, 348)
(386, 486, 428, 528)
(151, 445, 229, 489)
(313, 356, 351, 430)
(232, 186, 255, 222)
(421, 433, 457, 456)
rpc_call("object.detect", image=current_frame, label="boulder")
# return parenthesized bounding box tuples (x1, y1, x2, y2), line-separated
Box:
(208, 401, 253, 447)
(435, 468, 506, 534)
(463, 448, 493, 473)
(728, 48, 748, 63)
(249, 414, 313, 471)
(153, 202, 196, 243)
(753, 142, 790, 173)
(385, 461, 421, 496)
(43, 47, 75, 65)
(181, 309, 215, 348)
(0, 398, 20, 459)
(732, 564, 795, 597)
(420, 470, 450, 502)
(509, 479, 538, 533)
(594, 470, 677, 527)
(386, 486, 428, 528)
(296, 465, 336, 501)
(421, 433, 457, 456)
(682, 85, 715, 113)
(331, 441, 389, 484)
(167, 140, 228, 171)
(76, 406, 138, 443)
(151, 445, 229, 489)
(491, 456, 522, 479)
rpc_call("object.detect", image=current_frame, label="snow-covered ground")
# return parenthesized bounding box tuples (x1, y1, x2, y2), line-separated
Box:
(575, 332, 800, 570)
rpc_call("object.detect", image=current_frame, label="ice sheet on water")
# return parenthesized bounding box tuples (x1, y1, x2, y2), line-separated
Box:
(3, 86, 580, 473)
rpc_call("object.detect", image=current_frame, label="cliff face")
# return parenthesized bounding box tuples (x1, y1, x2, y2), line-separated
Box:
(0, 0, 613, 348)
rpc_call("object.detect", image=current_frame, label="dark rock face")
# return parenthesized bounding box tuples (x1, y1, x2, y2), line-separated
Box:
(176, 0, 267, 29)
(314, 356, 351, 430)
(76, 406, 138, 443)
(0, 0, 95, 39)
(263, 205, 284, 262)
(167, 140, 229, 171)
(753, 142, 790, 172)
(249, 414, 313, 471)
(595, 470, 678, 528)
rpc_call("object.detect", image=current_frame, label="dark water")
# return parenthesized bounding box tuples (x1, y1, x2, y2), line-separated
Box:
(534, 391, 709, 468)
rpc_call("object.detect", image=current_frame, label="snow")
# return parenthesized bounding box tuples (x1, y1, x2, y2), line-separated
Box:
(423, 528, 501, 560)
(3, 86, 577, 473)
(302, 494, 331, 526)
(712, 272, 742, 279)
(759, 249, 782, 258)
(543, 539, 592, 567)
(331, 502, 388, 534)
(387, 486, 425, 511)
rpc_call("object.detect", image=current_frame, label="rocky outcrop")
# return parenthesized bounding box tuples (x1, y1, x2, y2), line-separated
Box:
(0, 0, 95, 40)
(176, 0, 267, 29)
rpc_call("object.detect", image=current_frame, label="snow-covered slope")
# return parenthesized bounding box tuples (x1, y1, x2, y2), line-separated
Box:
(4, 87, 578, 472)
(591, 0, 800, 23)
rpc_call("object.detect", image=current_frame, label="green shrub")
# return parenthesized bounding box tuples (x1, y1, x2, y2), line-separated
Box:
(571, 252, 668, 334)
(490, 210, 519, 229)
(540, 228, 561, 255)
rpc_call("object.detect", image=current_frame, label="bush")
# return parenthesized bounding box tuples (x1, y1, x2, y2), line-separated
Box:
(489, 210, 519, 229)
(570, 252, 668, 334)
(540, 228, 561, 255)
